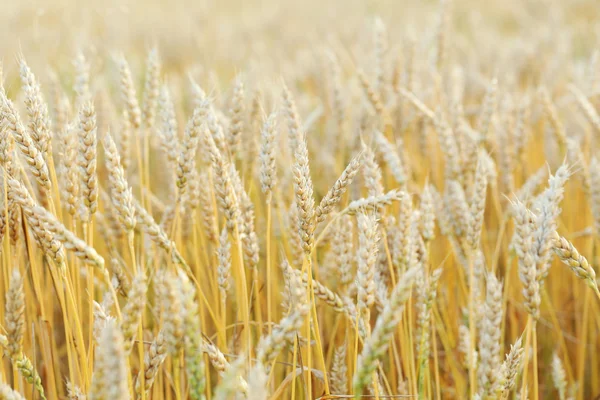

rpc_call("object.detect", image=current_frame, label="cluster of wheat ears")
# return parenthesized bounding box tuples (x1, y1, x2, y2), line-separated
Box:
(1, 0, 600, 399)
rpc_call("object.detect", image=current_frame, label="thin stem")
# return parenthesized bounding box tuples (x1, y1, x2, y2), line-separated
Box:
(467, 253, 476, 397)
(266, 194, 273, 335)
(234, 223, 252, 363)
(532, 321, 539, 400)
(521, 317, 532, 400)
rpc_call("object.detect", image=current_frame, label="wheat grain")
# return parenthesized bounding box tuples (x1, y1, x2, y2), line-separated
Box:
(4, 269, 25, 359)
(316, 150, 362, 223)
(89, 319, 129, 400)
(77, 101, 99, 220)
(0, 382, 26, 400)
(135, 331, 167, 399)
(1, 94, 50, 190)
(116, 55, 142, 130)
(120, 272, 146, 354)
(104, 132, 136, 232)
(142, 48, 161, 129)
(353, 266, 418, 394)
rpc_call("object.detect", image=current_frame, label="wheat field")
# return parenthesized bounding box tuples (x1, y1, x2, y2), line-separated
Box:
(1, 0, 600, 399)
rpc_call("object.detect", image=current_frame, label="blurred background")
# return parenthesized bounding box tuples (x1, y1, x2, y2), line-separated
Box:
(2, 0, 599, 81)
